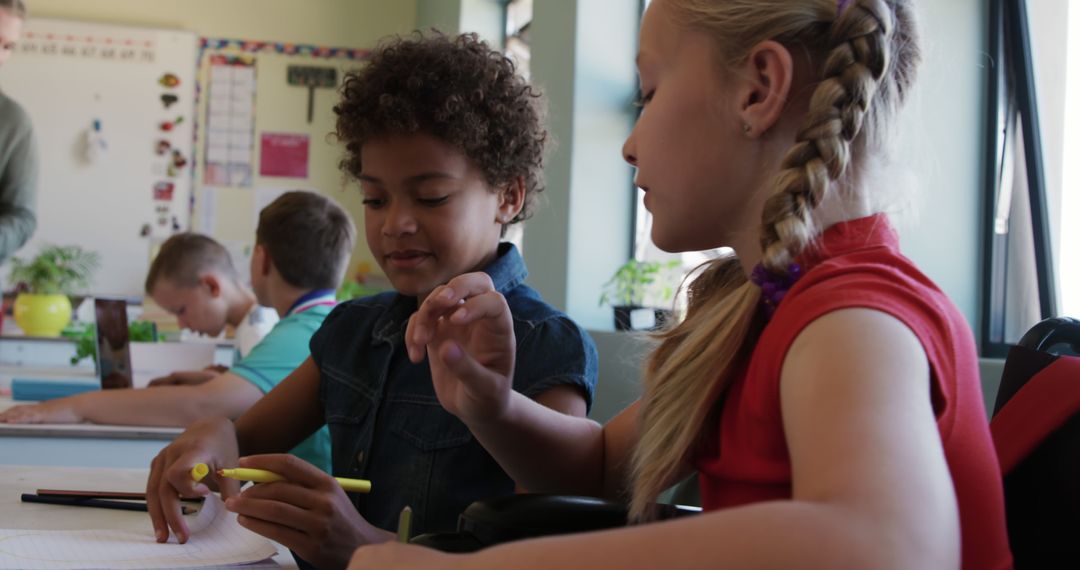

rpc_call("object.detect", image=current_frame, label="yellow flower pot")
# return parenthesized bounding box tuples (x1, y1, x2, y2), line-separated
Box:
(13, 293, 72, 337)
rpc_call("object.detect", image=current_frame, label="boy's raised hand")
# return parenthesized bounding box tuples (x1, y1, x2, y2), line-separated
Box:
(224, 453, 390, 569)
(406, 272, 517, 425)
(147, 417, 242, 544)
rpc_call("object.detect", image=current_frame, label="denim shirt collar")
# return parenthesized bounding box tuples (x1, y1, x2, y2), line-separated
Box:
(372, 243, 528, 344)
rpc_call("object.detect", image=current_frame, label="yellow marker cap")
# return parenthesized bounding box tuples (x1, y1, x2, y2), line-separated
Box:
(190, 463, 210, 482)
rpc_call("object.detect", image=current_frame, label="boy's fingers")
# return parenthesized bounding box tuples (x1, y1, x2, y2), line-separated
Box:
(157, 472, 190, 543)
(164, 459, 207, 498)
(434, 339, 505, 395)
(448, 291, 512, 326)
(235, 480, 323, 510)
(217, 475, 242, 500)
(226, 493, 320, 530)
(237, 454, 330, 490)
(440, 273, 498, 304)
(413, 274, 497, 329)
(147, 455, 169, 542)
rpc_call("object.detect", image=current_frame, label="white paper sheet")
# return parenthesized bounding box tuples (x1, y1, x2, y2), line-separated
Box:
(0, 494, 278, 569)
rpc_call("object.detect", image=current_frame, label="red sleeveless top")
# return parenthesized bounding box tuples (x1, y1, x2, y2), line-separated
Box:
(695, 214, 1011, 570)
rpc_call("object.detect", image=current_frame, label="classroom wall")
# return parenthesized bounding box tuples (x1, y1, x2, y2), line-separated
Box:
(28, 1, 417, 50)
(27, 0, 420, 285)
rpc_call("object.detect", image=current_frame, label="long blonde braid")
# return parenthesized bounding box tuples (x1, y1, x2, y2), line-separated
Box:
(629, 0, 919, 521)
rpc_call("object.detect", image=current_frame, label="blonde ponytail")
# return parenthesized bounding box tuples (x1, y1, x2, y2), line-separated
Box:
(629, 0, 919, 521)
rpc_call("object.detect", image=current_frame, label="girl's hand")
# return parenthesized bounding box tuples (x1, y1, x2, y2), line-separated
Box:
(147, 416, 242, 544)
(0, 399, 81, 424)
(225, 454, 391, 570)
(349, 542, 464, 570)
(405, 272, 516, 425)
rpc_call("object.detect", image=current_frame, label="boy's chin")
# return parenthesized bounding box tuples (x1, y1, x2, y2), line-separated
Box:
(196, 325, 226, 337)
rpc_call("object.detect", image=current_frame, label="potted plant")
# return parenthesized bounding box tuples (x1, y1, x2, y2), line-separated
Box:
(8, 244, 100, 337)
(599, 259, 681, 331)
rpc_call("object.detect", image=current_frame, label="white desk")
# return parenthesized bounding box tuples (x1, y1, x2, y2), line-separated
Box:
(0, 465, 296, 568)
(0, 397, 181, 468)
(0, 333, 234, 468)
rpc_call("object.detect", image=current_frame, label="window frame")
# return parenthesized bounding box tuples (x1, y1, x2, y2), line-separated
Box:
(980, 0, 1059, 358)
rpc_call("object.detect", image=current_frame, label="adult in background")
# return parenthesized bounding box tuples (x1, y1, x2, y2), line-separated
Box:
(0, 0, 38, 329)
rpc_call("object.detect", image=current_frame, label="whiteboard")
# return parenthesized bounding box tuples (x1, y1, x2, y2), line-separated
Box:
(0, 19, 197, 297)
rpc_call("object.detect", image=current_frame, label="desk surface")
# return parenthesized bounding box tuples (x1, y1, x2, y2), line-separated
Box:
(0, 465, 296, 568)
(0, 398, 181, 468)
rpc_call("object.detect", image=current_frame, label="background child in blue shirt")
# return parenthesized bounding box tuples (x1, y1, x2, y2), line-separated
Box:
(0, 191, 354, 474)
(146, 32, 598, 570)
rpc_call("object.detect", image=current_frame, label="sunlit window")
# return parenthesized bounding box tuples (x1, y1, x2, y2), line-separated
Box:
(502, 0, 533, 251)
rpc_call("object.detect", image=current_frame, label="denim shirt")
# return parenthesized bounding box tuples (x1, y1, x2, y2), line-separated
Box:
(309, 243, 599, 536)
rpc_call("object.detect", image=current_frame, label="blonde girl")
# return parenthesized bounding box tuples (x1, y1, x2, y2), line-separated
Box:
(355, 0, 1012, 568)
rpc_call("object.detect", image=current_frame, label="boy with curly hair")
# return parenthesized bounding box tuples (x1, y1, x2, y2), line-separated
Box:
(146, 32, 598, 569)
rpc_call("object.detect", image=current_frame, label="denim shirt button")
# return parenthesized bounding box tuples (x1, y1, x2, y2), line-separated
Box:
(355, 450, 364, 466)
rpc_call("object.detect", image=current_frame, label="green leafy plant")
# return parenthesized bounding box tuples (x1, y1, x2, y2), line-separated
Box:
(9, 244, 100, 295)
(599, 259, 681, 308)
(62, 320, 158, 365)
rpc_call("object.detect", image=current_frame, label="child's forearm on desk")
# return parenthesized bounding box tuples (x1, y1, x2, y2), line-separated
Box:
(72, 375, 261, 427)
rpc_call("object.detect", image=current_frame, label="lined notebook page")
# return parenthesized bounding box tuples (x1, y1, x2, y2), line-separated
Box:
(0, 494, 278, 569)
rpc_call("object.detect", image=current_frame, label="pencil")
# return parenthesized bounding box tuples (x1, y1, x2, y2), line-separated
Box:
(397, 506, 412, 544)
(21, 493, 195, 514)
(212, 466, 372, 494)
(35, 489, 203, 503)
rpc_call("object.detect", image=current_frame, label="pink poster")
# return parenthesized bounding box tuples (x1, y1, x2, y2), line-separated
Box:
(259, 133, 309, 178)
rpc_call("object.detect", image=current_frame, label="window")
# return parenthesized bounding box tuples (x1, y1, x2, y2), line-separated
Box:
(981, 0, 1075, 357)
(504, 0, 532, 80)
(500, 0, 533, 251)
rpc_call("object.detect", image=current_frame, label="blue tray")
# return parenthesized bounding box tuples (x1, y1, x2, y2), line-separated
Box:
(11, 379, 99, 401)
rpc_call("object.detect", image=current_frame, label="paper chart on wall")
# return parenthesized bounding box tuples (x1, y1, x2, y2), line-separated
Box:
(204, 55, 257, 187)
(0, 494, 278, 569)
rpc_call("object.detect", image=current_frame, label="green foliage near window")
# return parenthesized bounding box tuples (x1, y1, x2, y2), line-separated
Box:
(62, 320, 158, 365)
(8, 245, 100, 295)
(599, 259, 681, 308)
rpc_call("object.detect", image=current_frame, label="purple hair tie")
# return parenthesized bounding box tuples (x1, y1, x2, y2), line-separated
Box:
(750, 262, 803, 319)
(837, 0, 854, 15)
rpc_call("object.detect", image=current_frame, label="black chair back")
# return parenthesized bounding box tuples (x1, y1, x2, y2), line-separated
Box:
(991, 317, 1080, 568)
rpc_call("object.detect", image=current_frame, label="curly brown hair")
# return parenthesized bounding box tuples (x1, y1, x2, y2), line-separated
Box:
(334, 31, 547, 224)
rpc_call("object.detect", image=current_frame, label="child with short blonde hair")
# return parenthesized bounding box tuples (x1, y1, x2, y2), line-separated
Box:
(0, 192, 354, 477)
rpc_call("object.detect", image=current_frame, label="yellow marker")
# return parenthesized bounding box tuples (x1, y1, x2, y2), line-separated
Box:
(216, 467, 372, 494)
(190, 463, 209, 482)
(397, 506, 412, 544)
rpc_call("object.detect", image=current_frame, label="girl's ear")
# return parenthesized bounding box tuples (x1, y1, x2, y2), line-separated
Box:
(496, 176, 527, 224)
(736, 40, 796, 137)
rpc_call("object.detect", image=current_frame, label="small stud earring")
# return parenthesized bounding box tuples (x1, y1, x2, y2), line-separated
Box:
(742, 123, 752, 135)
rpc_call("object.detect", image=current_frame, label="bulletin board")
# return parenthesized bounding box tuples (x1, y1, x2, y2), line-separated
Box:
(191, 38, 382, 286)
(0, 19, 198, 297)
